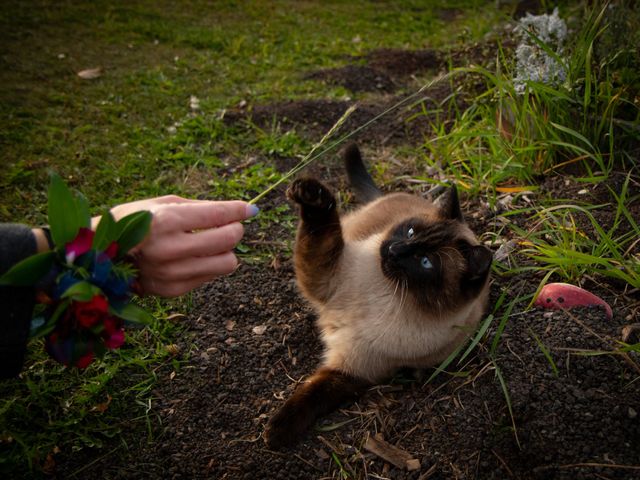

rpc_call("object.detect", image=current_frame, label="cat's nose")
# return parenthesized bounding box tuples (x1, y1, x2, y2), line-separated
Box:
(388, 242, 403, 257)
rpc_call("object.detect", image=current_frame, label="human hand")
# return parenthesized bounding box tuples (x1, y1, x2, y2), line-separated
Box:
(102, 195, 258, 297)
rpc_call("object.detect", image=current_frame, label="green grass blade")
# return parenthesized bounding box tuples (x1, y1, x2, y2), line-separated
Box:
(528, 328, 559, 376)
(492, 360, 521, 449)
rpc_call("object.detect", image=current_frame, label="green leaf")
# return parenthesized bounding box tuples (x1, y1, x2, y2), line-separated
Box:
(115, 211, 152, 256)
(48, 173, 83, 245)
(0, 251, 56, 286)
(60, 281, 99, 301)
(75, 192, 91, 229)
(113, 302, 153, 325)
(93, 211, 117, 251)
(30, 299, 70, 339)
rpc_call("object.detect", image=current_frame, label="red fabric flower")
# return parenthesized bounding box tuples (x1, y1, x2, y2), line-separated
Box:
(75, 351, 95, 369)
(65, 227, 95, 263)
(102, 315, 122, 335)
(73, 295, 109, 328)
(104, 329, 125, 349)
(104, 241, 119, 259)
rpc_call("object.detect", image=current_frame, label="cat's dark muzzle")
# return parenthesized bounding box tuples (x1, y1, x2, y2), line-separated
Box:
(380, 240, 411, 281)
(386, 241, 412, 258)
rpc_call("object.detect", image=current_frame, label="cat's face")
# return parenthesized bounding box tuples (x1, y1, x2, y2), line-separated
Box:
(379, 188, 492, 311)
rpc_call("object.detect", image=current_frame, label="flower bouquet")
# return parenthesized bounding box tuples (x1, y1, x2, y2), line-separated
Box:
(0, 174, 152, 368)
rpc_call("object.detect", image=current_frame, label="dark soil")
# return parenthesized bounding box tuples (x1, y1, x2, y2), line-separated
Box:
(305, 65, 396, 93)
(57, 245, 640, 480)
(364, 48, 441, 76)
(57, 45, 640, 480)
(223, 83, 459, 147)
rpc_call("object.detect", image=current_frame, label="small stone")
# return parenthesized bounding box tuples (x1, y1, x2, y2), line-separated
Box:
(628, 407, 637, 419)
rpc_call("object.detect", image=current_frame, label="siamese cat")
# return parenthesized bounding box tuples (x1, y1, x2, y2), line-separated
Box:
(265, 144, 492, 449)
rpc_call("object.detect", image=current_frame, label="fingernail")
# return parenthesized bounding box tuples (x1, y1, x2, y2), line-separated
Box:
(246, 204, 260, 218)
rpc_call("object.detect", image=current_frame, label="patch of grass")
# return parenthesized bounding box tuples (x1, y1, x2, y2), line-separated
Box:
(422, 3, 640, 196)
(253, 123, 307, 158)
(0, 312, 185, 477)
(506, 176, 640, 288)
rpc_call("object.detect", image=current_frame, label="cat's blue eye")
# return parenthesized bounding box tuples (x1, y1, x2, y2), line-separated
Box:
(407, 227, 415, 239)
(420, 256, 433, 269)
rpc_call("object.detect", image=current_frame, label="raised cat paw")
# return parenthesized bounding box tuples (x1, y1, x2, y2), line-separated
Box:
(287, 177, 335, 211)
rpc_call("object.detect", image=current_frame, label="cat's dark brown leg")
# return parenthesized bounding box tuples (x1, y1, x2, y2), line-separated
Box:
(264, 367, 369, 449)
(287, 178, 344, 304)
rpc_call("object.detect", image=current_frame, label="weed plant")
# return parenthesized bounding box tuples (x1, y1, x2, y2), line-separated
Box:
(424, 3, 640, 192)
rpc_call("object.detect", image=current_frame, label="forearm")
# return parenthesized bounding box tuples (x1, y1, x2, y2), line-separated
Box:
(0, 224, 39, 378)
(31, 228, 52, 253)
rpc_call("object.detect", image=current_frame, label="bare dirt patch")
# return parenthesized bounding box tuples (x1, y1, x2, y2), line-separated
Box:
(305, 65, 396, 93)
(364, 48, 441, 76)
(224, 83, 459, 147)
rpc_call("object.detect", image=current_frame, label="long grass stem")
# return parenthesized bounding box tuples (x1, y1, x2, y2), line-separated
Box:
(249, 72, 454, 204)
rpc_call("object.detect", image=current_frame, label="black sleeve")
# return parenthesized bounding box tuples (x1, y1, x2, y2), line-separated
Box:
(0, 224, 37, 379)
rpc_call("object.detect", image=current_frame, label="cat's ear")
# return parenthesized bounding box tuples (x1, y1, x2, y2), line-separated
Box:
(463, 244, 493, 282)
(438, 184, 464, 221)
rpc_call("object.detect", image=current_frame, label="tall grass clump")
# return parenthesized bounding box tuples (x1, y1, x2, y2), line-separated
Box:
(505, 173, 640, 288)
(422, 3, 640, 194)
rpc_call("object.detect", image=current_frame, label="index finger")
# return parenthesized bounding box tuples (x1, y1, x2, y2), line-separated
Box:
(171, 201, 259, 230)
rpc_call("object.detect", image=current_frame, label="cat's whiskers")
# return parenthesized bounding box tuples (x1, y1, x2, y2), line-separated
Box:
(392, 278, 401, 298)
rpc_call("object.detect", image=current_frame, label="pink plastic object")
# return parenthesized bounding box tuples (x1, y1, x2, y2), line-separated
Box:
(535, 282, 613, 319)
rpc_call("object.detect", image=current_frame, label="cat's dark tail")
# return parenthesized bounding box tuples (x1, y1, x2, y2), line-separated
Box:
(344, 143, 382, 203)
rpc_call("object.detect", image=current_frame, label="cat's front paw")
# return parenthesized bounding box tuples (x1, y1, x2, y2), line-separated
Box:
(287, 178, 335, 211)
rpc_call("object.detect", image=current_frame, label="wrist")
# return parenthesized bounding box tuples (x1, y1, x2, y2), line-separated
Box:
(31, 228, 54, 253)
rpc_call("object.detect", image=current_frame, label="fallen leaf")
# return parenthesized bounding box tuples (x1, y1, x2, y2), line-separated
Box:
(90, 394, 112, 413)
(42, 453, 56, 475)
(189, 95, 200, 110)
(225, 320, 236, 331)
(315, 448, 330, 460)
(77, 67, 102, 79)
(621, 324, 640, 344)
(494, 239, 517, 263)
(252, 325, 267, 335)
